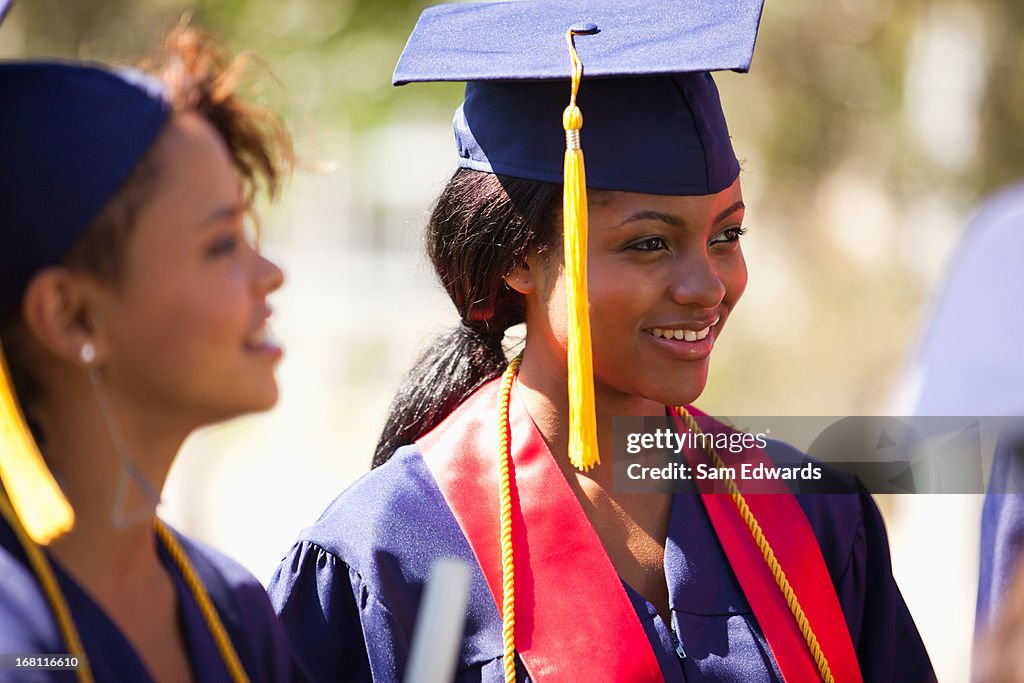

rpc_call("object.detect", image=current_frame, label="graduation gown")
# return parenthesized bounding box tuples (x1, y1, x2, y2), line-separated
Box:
(0, 517, 305, 683)
(269, 383, 934, 682)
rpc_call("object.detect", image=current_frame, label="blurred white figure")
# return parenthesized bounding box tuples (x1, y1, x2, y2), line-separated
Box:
(894, 182, 1024, 682)
(899, 183, 1024, 417)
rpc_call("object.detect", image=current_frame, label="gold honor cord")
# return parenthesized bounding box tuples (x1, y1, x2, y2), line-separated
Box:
(673, 407, 834, 683)
(154, 520, 251, 683)
(0, 491, 251, 683)
(497, 356, 521, 683)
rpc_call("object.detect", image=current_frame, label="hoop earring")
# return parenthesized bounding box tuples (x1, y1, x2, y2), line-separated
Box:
(81, 350, 161, 528)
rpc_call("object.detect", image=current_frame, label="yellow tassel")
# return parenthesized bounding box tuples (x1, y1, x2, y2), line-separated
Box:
(562, 30, 599, 472)
(0, 341, 74, 544)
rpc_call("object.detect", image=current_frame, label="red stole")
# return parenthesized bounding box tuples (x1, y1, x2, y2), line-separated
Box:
(419, 380, 664, 682)
(418, 379, 862, 682)
(678, 408, 863, 683)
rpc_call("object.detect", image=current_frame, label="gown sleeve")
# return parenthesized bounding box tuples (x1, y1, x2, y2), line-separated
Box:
(269, 447, 529, 683)
(268, 541, 376, 683)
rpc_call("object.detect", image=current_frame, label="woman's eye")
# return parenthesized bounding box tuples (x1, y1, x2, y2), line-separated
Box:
(710, 225, 748, 246)
(629, 237, 669, 252)
(207, 234, 240, 257)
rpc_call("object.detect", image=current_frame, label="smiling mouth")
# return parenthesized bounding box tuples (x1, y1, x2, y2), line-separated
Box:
(244, 324, 279, 352)
(644, 318, 720, 343)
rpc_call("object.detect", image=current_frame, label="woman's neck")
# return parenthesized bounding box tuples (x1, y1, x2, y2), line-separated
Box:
(35, 379, 184, 591)
(515, 343, 664, 489)
(515, 342, 675, 621)
(27, 373, 199, 683)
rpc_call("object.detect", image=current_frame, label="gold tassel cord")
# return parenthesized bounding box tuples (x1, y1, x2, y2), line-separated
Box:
(0, 488, 93, 683)
(155, 520, 251, 683)
(674, 407, 834, 683)
(0, 340, 74, 545)
(562, 28, 599, 472)
(497, 356, 521, 683)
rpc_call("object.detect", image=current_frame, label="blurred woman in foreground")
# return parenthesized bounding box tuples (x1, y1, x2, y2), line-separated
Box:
(0, 22, 305, 682)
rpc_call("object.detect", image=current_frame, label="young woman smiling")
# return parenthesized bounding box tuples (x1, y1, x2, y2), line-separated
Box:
(0, 25, 305, 683)
(270, 2, 935, 681)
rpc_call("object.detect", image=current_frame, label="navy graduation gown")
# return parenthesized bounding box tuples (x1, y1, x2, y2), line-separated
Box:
(269, 445, 934, 682)
(0, 518, 305, 682)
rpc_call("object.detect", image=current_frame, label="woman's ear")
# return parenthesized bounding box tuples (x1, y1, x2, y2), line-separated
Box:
(504, 261, 537, 295)
(19, 268, 107, 368)
(504, 265, 534, 295)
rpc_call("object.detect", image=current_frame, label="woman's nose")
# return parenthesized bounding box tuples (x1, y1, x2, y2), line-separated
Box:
(667, 251, 726, 309)
(256, 251, 285, 295)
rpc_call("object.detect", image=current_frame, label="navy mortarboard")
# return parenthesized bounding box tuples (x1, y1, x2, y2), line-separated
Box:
(394, 0, 761, 196)
(0, 61, 169, 543)
(0, 63, 168, 323)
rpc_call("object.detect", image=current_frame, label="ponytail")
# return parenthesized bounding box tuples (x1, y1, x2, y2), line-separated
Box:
(372, 324, 505, 468)
(372, 169, 560, 467)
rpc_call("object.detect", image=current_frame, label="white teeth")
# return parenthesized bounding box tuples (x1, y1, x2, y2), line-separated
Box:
(647, 325, 712, 342)
(246, 326, 269, 347)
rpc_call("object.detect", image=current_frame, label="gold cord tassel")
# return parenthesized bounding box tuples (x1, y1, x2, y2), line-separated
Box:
(562, 30, 599, 471)
(0, 341, 74, 544)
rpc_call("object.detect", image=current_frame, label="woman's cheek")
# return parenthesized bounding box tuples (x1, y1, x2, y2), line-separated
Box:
(721, 254, 748, 304)
(540, 274, 571, 344)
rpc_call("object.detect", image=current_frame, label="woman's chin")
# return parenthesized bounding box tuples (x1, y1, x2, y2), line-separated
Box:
(248, 383, 280, 413)
(663, 387, 705, 409)
(211, 381, 280, 422)
(649, 365, 710, 408)
(620, 382, 705, 414)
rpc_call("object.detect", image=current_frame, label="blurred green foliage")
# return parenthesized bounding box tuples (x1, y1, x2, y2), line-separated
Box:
(7, 0, 1023, 195)
(3, 0, 458, 128)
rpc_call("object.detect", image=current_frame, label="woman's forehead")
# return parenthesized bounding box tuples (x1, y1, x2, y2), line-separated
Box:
(589, 180, 745, 219)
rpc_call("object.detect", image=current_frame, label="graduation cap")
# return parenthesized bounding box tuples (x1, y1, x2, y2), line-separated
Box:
(394, 0, 764, 470)
(0, 59, 170, 543)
